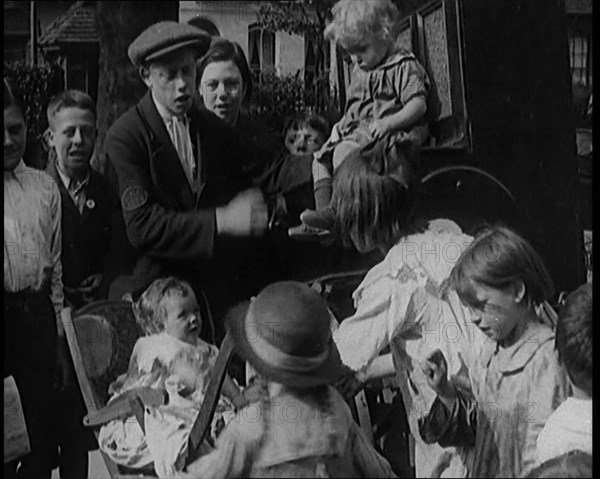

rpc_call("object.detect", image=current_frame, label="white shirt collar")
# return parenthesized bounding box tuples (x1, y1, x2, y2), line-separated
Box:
(4, 159, 26, 184)
(56, 162, 90, 193)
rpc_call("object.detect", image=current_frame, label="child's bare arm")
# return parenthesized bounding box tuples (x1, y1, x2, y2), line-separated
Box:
(369, 96, 427, 139)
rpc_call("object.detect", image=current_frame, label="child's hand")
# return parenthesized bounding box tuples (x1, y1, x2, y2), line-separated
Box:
(368, 119, 391, 139)
(419, 349, 450, 396)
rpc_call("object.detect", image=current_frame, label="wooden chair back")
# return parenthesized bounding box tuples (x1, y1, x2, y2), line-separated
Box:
(62, 301, 144, 478)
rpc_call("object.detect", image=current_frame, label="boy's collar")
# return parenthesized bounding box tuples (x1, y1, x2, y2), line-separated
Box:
(55, 162, 90, 192)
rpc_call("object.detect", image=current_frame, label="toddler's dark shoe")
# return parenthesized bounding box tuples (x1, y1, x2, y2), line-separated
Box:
(300, 207, 335, 231)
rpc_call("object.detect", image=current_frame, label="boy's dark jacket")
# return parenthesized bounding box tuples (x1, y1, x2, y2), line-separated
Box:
(105, 92, 267, 308)
(46, 161, 114, 301)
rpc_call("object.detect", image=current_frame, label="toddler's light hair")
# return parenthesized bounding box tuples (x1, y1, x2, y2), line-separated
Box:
(324, 0, 400, 47)
(133, 277, 195, 335)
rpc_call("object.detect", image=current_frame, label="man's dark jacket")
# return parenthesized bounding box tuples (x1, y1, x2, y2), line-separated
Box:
(105, 92, 266, 325)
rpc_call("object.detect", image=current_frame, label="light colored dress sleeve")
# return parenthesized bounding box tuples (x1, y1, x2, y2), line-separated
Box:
(333, 222, 473, 373)
(333, 261, 428, 372)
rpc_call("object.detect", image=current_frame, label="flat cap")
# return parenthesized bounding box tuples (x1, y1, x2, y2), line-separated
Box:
(128, 21, 211, 67)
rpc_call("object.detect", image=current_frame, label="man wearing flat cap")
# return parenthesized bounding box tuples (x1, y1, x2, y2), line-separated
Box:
(106, 21, 268, 342)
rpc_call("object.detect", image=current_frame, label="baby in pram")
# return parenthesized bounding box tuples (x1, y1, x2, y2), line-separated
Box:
(98, 277, 249, 478)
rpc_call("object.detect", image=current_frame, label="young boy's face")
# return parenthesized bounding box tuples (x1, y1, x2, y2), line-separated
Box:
(48, 106, 96, 178)
(162, 288, 202, 344)
(284, 124, 325, 156)
(4, 105, 27, 171)
(465, 281, 526, 343)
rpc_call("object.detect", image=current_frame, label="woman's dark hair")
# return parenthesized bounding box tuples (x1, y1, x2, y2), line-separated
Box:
(332, 140, 415, 253)
(196, 38, 253, 102)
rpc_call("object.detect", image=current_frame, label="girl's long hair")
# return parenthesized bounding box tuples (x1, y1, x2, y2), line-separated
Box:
(441, 226, 554, 308)
(332, 140, 415, 253)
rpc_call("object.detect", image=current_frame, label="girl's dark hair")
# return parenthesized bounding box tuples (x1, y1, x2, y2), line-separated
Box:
(332, 140, 415, 253)
(282, 112, 330, 139)
(442, 226, 554, 308)
(196, 38, 253, 102)
(556, 283, 592, 396)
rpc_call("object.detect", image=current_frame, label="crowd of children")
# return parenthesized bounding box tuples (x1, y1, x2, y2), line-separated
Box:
(4, 0, 593, 478)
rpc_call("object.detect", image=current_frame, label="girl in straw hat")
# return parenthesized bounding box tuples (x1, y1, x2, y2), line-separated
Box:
(179, 281, 396, 478)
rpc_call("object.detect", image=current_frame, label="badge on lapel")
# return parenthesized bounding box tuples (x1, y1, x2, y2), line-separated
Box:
(86, 199, 95, 210)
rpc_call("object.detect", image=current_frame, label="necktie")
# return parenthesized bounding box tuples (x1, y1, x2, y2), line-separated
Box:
(171, 116, 196, 187)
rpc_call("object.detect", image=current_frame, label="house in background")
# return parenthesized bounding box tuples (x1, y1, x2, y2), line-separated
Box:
(39, 1, 99, 101)
(565, 0, 592, 125)
(180, 1, 309, 78)
(5, 1, 78, 63)
(4, 1, 99, 100)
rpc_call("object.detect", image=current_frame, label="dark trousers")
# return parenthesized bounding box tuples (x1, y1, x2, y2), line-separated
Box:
(54, 334, 96, 479)
(4, 287, 57, 479)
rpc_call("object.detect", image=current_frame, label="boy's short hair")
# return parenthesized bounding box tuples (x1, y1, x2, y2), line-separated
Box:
(46, 89, 96, 130)
(324, 0, 400, 47)
(282, 111, 330, 139)
(556, 283, 592, 396)
(133, 277, 194, 335)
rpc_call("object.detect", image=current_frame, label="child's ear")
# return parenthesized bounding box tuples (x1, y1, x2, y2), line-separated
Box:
(513, 280, 526, 304)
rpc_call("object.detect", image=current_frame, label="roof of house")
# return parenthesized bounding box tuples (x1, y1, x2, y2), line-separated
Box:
(39, 1, 98, 46)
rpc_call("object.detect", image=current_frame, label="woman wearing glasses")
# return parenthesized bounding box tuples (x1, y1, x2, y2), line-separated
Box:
(196, 38, 280, 162)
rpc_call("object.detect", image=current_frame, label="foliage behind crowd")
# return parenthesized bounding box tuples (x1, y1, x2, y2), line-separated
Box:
(244, 68, 342, 131)
(4, 61, 63, 141)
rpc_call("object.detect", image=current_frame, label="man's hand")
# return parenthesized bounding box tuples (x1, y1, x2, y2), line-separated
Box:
(368, 119, 391, 139)
(56, 337, 74, 393)
(215, 188, 268, 237)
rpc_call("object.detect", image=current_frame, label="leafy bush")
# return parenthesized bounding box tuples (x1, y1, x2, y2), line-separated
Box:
(243, 69, 342, 131)
(4, 61, 63, 140)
